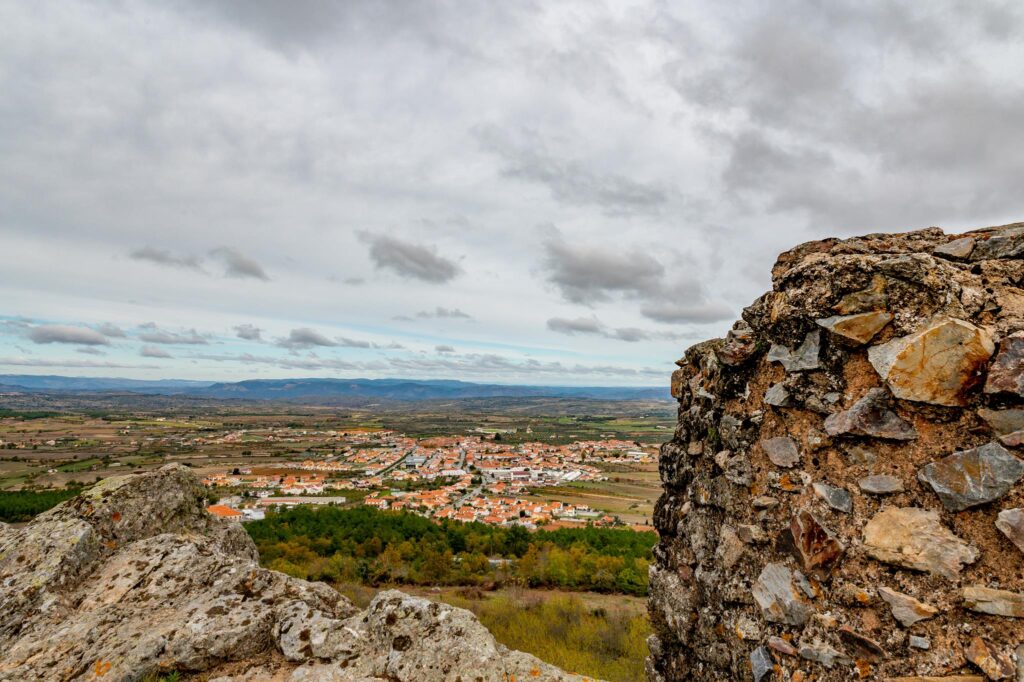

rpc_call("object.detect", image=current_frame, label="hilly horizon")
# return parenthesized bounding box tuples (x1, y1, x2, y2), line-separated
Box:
(0, 374, 670, 402)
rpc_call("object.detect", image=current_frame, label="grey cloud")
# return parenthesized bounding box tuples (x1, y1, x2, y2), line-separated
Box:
(140, 345, 173, 358)
(362, 234, 460, 283)
(137, 327, 209, 345)
(129, 247, 203, 270)
(542, 236, 665, 304)
(546, 317, 604, 335)
(547, 316, 687, 343)
(28, 325, 110, 346)
(416, 307, 472, 319)
(337, 337, 372, 349)
(276, 327, 337, 349)
(234, 324, 263, 341)
(478, 127, 668, 215)
(95, 322, 127, 338)
(75, 347, 106, 356)
(435, 344, 456, 353)
(210, 247, 270, 281)
(640, 301, 735, 324)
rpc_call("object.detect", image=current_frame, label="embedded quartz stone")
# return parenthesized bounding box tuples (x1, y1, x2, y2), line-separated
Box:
(917, 442, 1024, 512)
(995, 508, 1024, 553)
(762, 436, 801, 468)
(984, 331, 1024, 397)
(962, 586, 1024, 618)
(862, 507, 979, 580)
(798, 641, 851, 668)
(868, 317, 995, 406)
(877, 586, 938, 627)
(716, 320, 757, 366)
(816, 311, 893, 345)
(767, 330, 821, 373)
(752, 562, 814, 626)
(765, 382, 793, 407)
(858, 474, 905, 495)
(824, 388, 917, 440)
(977, 408, 1024, 435)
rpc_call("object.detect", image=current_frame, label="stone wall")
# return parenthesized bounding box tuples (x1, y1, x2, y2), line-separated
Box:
(647, 224, 1024, 681)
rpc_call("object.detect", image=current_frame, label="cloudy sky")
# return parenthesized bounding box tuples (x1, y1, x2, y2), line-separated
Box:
(2, 1, 1023, 385)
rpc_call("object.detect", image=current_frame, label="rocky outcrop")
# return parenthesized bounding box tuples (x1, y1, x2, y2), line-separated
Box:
(649, 224, 1024, 681)
(0, 465, 590, 682)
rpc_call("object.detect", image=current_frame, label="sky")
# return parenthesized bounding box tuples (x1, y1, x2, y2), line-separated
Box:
(1, 1, 1023, 386)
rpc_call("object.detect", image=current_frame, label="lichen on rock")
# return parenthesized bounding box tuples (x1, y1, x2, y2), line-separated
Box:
(0, 465, 591, 682)
(648, 223, 1024, 682)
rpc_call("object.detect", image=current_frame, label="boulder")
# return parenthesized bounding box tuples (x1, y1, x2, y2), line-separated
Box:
(0, 466, 589, 682)
(868, 317, 995, 406)
(751, 562, 815, 626)
(862, 507, 979, 580)
(767, 330, 822, 373)
(917, 442, 1024, 512)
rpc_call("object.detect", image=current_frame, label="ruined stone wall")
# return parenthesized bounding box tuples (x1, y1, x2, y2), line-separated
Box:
(647, 225, 1024, 681)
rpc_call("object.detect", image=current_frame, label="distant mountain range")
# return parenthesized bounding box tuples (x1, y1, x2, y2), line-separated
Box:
(0, 375, 669, 402)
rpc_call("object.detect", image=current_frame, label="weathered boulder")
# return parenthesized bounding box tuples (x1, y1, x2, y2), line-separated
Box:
(0, 466, 590, 682)
(868, 317, 995, 407)
(650, 224, 1024, 682)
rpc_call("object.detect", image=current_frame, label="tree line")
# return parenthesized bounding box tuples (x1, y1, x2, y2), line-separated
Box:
(245, 505, 654, 596)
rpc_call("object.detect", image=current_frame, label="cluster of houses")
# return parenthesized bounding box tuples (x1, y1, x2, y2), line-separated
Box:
(202, 431, 655, 528)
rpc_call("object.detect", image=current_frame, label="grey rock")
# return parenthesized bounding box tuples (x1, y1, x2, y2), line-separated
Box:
(762, 436, 801, 467)
(0, 466, 587, 682)
(751, 646, 773, 682)
(978, 408, 1024, 436)
(824, 388, 917, 440)
(752, 563, 815, 626)
(877, 586, 939, 627)
(862, 507, 979, 580)
(768, 636, 798, 657)
(918, 442, 1024, 511)
(970, 226, 1024, 260)
(813, 482, 853, 513)
(996, 508, 1024, 553)
(962, 586, 1024, 618)
(765, 382, 793, 407)
(816, 311, 893, 345)
(985, 331, 1024, 397)
(798, 640, 852, 668)
(934, 236, 976, 260)
(717, 320, 758, 366)
(858, 474, 905, 495)
(767, 330, 821, 373)
(908, 635, 931, 650)
(868, 316, 994, 407)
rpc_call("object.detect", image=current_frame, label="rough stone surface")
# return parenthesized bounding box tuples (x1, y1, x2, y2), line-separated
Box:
(868, 316, 995, 407)
(962, 586, 1024, 618)
(858, 474, 905, 494)
(0, 466, 587, 682)
(965, 636, 1015, 680)
(917, 442, 1024, 511)
(863, 507, 979, 580)
(877, 586, 939, 627)
(762, 436, 801, 467)
(995, 508, 1024, 553)
(816, 311, 893, 345)
(649, 224, 1024, 682)
(823, 388, 917, 440)
(985, 331, 1024, 397)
